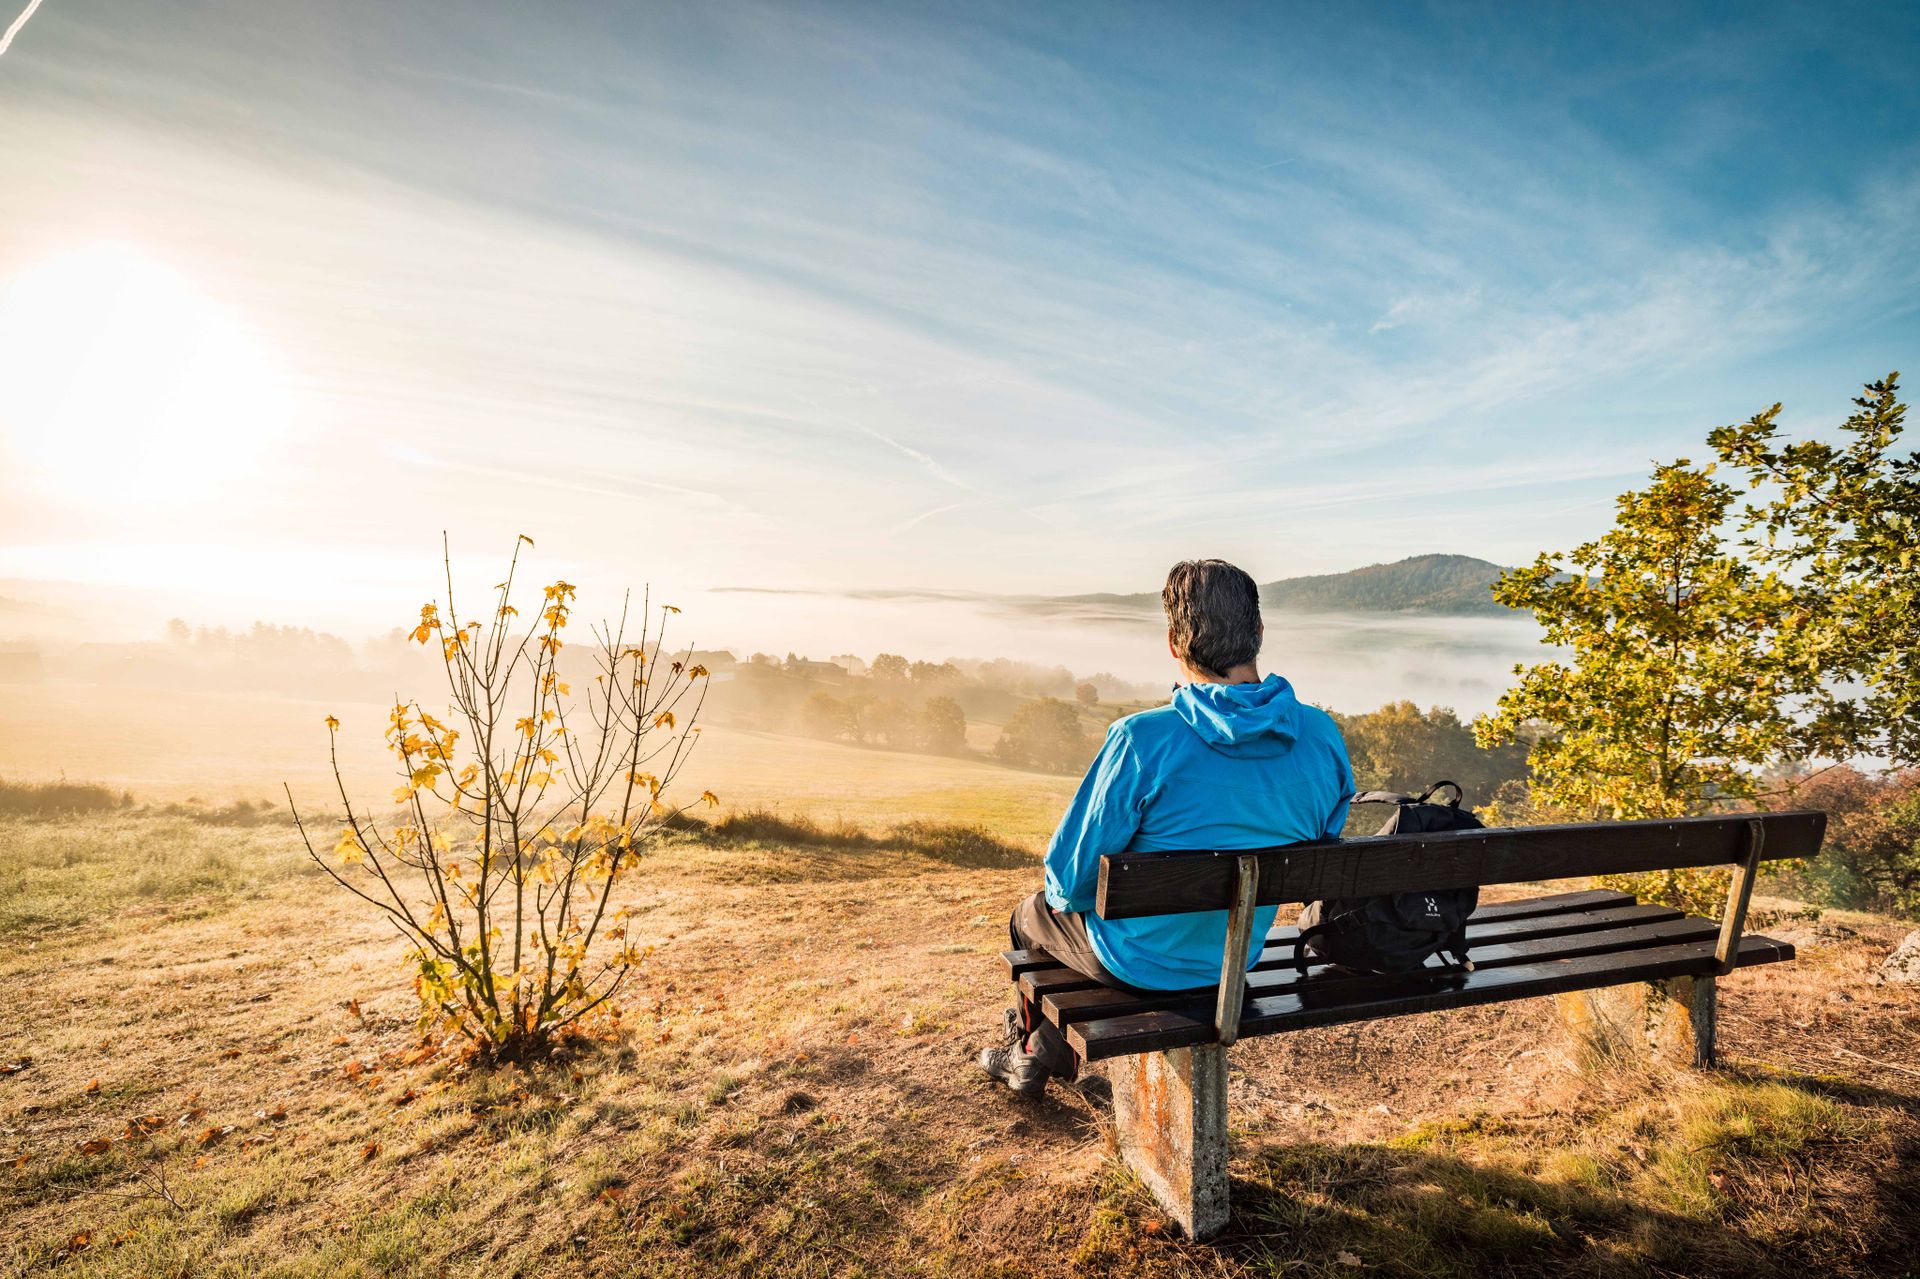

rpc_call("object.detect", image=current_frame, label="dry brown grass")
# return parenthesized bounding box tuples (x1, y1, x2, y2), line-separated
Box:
(1, 809, 1916, 1278)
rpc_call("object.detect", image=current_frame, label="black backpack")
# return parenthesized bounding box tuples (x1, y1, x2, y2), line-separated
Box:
(1295, 781, 1481, 978)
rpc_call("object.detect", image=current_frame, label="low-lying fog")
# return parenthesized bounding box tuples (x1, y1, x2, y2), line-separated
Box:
(692, 589, 1545, 717)
(0, 579, 1550, 719)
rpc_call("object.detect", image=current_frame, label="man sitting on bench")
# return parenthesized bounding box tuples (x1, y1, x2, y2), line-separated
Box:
(980, 558, 1356, 1096)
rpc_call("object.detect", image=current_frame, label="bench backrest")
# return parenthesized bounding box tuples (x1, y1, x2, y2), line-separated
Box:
(1093, 810, 1827, 1048)
(1094, 810, 1826, 920)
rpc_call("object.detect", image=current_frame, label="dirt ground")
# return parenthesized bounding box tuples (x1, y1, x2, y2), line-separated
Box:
(2, 815, 1918, 1278)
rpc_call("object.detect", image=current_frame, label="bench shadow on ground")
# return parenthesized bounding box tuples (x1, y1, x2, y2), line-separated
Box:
(1225, 1141, 1766, 1276)
(1074, 1065, 1920, 1278)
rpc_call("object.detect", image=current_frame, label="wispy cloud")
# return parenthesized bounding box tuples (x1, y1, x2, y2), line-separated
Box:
(885, 499, 978, 538)
(1, 1, 1915, 602)
(0, 0, 48, 57)
(859, 427, 975, 493)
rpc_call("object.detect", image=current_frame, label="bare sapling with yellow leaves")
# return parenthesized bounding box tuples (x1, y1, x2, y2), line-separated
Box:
(286, 537, 718, 1062)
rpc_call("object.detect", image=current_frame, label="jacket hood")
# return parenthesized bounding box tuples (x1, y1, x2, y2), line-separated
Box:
(1171, 673, 1301, 758)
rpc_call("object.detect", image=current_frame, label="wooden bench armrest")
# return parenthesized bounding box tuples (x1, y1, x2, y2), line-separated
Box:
(1213, 855, 1259, 1046)
(1715, 818, 1764, 976)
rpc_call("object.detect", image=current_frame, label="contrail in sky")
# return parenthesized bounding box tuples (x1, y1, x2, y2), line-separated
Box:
(0, 0, 48, 56)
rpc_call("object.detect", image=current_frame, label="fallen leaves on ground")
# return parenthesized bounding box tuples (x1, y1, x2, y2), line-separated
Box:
(121, 1114, 167, 1141)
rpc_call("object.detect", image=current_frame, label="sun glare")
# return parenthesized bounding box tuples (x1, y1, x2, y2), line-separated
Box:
(0, 243, 291, 506)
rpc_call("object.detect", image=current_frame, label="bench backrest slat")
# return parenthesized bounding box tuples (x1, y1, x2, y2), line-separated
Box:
(1093, 810, 1826, 921)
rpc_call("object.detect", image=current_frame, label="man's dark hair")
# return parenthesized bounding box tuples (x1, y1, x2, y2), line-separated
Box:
(1162, 559, 1263, 677)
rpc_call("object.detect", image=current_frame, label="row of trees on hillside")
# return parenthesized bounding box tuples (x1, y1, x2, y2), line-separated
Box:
(1475, 374, 1918, 916)
(992, 698, 1103, 772)
(799, 691, 968, 754)
(715, 646, 1151, 761)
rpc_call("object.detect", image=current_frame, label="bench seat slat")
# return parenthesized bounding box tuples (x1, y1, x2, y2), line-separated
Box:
(1042, 914, 1722, 1027)
(1251, 900, 1676, 970)
(1066, 933, 1795, 1060)
(1002, 949, 1061, 978)
(1017, 901, 1683, 1001)
(1442, 887, 1631, 921)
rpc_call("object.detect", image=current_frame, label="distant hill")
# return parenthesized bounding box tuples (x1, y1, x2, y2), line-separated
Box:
(1261, 554, 1512, 616)
(1054, 555, 1514, 617)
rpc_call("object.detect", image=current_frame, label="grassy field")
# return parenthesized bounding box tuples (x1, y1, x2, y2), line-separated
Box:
(3, 799, 1918, 1278)
(0, 684, 1081, 843)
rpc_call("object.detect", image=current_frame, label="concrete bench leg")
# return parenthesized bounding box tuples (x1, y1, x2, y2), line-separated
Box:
(1110, 1044, 1230, 1239)
(1555, 975, 1717, 1069)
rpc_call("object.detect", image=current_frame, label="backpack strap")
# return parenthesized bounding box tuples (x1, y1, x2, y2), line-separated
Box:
(1294, 923, 1324, 976)
(1417, 780, 1464, 807)
(1352, 790, 1419, 806)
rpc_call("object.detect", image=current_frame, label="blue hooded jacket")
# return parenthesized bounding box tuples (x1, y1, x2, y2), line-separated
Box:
(1042, 674, 1354, 991)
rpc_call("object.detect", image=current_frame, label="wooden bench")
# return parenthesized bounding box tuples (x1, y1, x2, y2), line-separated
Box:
(999, 810, 1826, 1239)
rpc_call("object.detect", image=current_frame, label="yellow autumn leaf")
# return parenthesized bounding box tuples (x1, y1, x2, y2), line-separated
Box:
(654, 711, 675, 730)
(700, 790, 720, 809)
(324, 714, 340, 731)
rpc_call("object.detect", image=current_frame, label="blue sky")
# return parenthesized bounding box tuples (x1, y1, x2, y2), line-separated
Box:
(0, 0, 1916, 629)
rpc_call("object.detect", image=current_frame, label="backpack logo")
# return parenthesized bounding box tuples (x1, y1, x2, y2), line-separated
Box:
(1423, 896, 1439, 916)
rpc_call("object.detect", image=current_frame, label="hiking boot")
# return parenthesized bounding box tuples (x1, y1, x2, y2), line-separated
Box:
(978, 1006, 1082, 1097)
(977, 1040, 1052, 1097)
(1024, 1016, 1080, 1083)
(999, 1005, 1023, 1045)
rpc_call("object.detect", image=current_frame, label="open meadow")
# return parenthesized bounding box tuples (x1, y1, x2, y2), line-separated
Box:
(0, 683, 1081, 844)
(3, 749, 1918, 1277)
